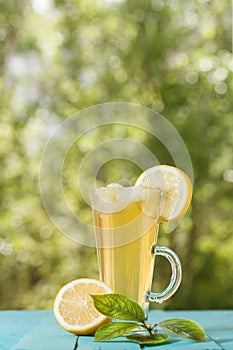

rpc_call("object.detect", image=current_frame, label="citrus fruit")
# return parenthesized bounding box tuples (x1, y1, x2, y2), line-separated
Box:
(135, 165, 192, 222)
(53, 278, 112, 335)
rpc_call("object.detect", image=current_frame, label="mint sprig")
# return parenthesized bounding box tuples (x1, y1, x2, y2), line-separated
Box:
(91, 294, 206, 345)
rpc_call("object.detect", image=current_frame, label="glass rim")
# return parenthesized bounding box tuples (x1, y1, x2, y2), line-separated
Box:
(90, 185, 161, 196)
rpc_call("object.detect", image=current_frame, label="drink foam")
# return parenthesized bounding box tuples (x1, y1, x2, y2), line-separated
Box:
(90, 184, 160, 213)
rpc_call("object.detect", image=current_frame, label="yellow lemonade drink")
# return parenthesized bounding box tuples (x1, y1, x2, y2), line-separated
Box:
(91, 186, 160, 308)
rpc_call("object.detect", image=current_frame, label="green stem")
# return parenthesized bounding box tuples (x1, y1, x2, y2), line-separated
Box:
(142, 321, 154, 335)
(151, 324, 158, 332)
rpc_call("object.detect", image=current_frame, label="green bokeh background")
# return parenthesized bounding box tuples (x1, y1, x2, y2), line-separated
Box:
(0, 0, 232, 310)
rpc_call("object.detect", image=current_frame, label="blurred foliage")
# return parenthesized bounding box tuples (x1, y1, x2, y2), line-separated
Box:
(0, 0, 232, 310)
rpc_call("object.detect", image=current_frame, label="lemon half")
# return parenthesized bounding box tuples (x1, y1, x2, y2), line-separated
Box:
(53, 278, 112, 335)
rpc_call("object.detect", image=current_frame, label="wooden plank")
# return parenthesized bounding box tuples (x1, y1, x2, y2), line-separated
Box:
(0, 311, 75, 350)
(12, 311, 75, 350)
(0, 310, 232, 349)
(208, 329, 233, 350)
(0, 311, 47, 350)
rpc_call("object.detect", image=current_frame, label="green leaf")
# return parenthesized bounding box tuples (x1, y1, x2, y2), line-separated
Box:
(91, 294, 145, 322)
(94, 322, 138, 341)
(158, 318, 206, 342)
(127, 333, 169, 345)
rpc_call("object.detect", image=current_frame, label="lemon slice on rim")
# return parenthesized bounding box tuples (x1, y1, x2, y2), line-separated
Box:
(53, 278, 112, 335)
(135, 165, 192, 222)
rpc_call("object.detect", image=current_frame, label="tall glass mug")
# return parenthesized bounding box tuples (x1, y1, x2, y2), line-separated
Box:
(90, 186, 182, 316)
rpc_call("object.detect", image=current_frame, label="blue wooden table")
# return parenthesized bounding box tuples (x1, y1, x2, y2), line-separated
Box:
(0, 310, 232, 349)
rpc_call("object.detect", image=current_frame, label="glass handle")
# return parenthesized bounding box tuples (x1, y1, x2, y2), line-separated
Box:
(148, 245, 182, 303)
